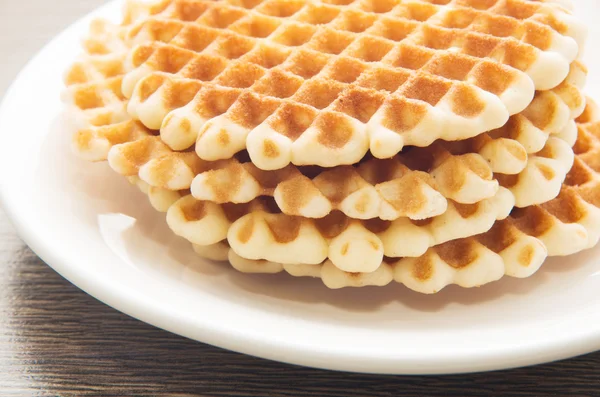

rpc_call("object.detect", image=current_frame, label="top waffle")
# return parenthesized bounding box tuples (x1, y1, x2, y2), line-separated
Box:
(120, 0, 585, 169)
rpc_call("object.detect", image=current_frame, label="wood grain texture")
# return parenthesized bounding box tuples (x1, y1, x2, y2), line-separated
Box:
(1, 1, 600, 396)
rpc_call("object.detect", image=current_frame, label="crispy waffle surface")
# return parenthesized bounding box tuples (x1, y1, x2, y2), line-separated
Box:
(64, 7, 586, 222)
(121, 0, 586, 171)
(119, 126, 577, 273)
(63, 16, 141, 161)
(62, 0, 166, 161)
(125, 98, 600, 293)
(108, 60, 586, 220)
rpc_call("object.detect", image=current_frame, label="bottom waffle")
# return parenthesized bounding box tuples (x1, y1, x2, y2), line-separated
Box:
(165, 190, 515, 272)
(127, 98, 600, 293)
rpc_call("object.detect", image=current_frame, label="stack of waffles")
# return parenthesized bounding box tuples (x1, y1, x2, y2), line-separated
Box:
(64, 0, 599, 293)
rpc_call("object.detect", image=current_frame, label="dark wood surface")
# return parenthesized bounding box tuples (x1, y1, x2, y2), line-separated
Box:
(2, 1, 600, 396)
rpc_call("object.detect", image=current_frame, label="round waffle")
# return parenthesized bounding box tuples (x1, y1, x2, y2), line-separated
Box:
(63, 16, 586, 226)
(102, 62, 584, 219)
(120, 0, 584, 170)
(65, 4, 584, 223)
(63, 1, 598, 293)
(126, 99, 600, 292)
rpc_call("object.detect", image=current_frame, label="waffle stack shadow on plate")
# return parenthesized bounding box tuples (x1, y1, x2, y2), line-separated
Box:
(64, 0, 600, 293)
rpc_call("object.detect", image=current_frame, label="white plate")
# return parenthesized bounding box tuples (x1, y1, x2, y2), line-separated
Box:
(2, 0, 600, 375)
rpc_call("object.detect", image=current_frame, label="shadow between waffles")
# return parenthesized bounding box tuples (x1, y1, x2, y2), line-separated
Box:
(38, 112, 600, 317)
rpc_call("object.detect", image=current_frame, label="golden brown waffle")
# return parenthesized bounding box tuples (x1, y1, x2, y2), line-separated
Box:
(106, 60, 584, 220)
(106, 59, 586, 171)
(185, 134, 573, 216)
(123, 99, 598, 292)
(77, 131, 594, 292)
(66, 7, 583, 221)
(163, 186, 514, 272)
(108, 115, 576, 222)
(104, 55, 585, 220)
(498, 136, 574, 207)
(127, 176, 540, 290)
(64, 1, 596, 293)
(125, 126, 600, 292)
(220, 126, 594, 273)
(196, 234, 545, 291)
(462, 58, 587, 155)
(120, 0, 584, 170)
(78, 18, 129, 56)
(182, 99, 600, 292)
(505, 105, 600, 255)
(63, 2, 171, 161)
(63, 19, 138, 161)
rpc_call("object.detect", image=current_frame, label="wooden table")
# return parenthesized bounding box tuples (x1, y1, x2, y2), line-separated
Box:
(1, 1, 599, 395)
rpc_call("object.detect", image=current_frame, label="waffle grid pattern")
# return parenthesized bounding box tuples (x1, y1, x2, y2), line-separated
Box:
(63, 1, 599, 292)
(122, 0, 582, 170)
(181, 105, 600, 292)
(107, 59, 585, 220)
(63, 19, 142, 161)
(124, 108, 600, 292)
